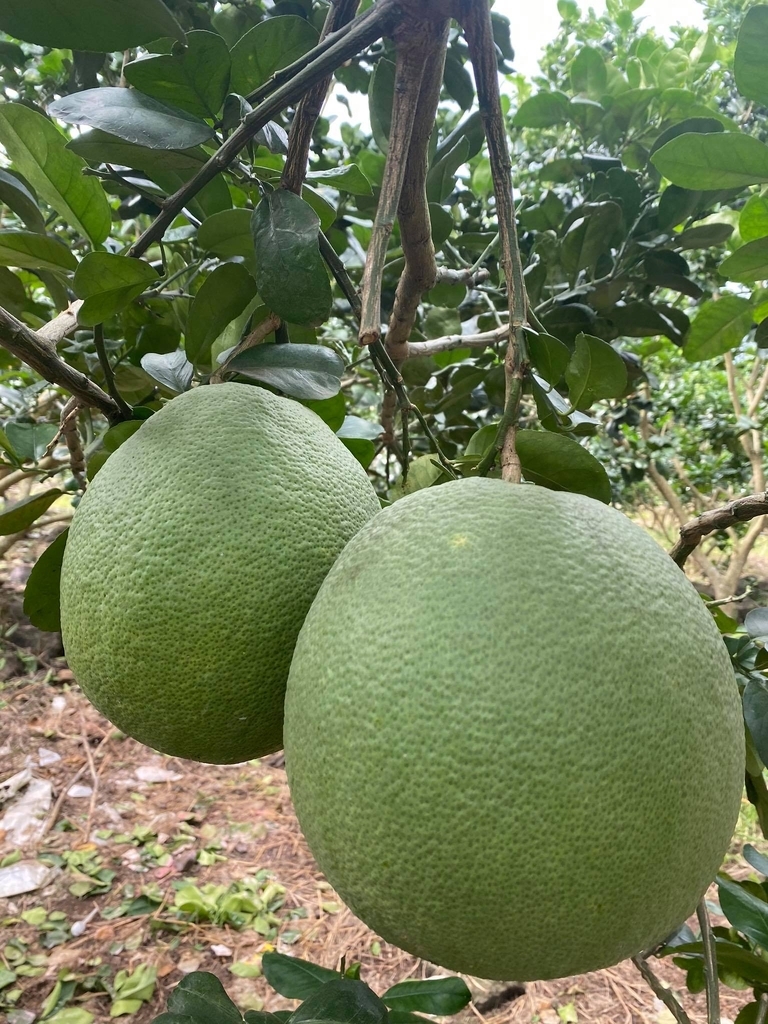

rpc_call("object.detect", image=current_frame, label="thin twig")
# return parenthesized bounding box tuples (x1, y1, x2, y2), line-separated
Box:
(756, 992, 768, 1024)
(631, 955, 692, 1024)
(93, 324, 132, 420)
(461, 0, 528, 483)
(670, 491, 768, 567)
(696, 901, 720, 1024)
(212, 313, 281, 382)
(705, 587, 756, 607)
(408, 325, 508, 358)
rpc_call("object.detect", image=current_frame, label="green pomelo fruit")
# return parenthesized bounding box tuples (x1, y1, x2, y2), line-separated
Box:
(284, 478, 745, 981)
(60, 383, 380, 765)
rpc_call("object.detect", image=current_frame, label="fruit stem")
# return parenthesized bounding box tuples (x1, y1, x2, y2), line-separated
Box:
(632, 954, 693, 1024)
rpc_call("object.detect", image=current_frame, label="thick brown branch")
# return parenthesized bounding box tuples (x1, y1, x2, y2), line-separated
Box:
(128, 0, 401, 259)
(384, 18, 449, 365)
(671, 491, 768, 567)
(461, 0, 528, 483)
(407, 325, 508, 358)
(0, 306, 120, 421)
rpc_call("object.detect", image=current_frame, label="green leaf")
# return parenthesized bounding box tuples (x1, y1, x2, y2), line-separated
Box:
(23, 527, 67, 632)
(150, 168, 231, 219)
(740, 193, 768, 242)
(743, 843, 768, 877)
(527, 332, 570, 385)
(198, 209, 254, 258)
(426, 136, 470, 204)
(46, 1011, 94, 1024)
(110, 999, 142, 1017)
(261, 953, 338, 1000)
(561, 201, 622, 276)
(516, 432, 612, 503)
(369, 58, 396, 153)
(167, 972, 243, 1024)
(68, 130, 208, 172)
(303, 393, 346, 432)
(0, 488, 62, 535)
(735, 5, 768, 107)
(0, 267, 26, 315)
(443, 51, 474, 111)
(649, 116, 724, 157)
(744, 675, 768, 767)
(305, 165, 372, 196)
(185, 263, 256, 365)
(513, 91, 570, 128)
(49, 88, 214, 150)
(290, 979, 387, 1024)
(684, 295, 753, 362)
(0, 104, 111, 245)
(674, 223, 734, 248)
(230, 16, 319, 96)
(228, 343, 343, 400)
(663, 940, 768, 987)
(124, 32, 231, 119)
(140, 350, 193, 393)
(652, 133, 768, 189)
(251, 191, 332, 327)
(718, 874, 768, 948)
(745, 607, 768, 641)
(0, 231, 77, 273)
(719, 238, 768, 282)
(5, 420, 58, 461)
(382, 978, 472, 1016)
(565, 333, 627, 409)
(74, 253, 159, 326)
(0, 168, 45, 232)
(570, 46, 607, 97)
(0, 0, 183, 51)
(103, 421, 143, 453)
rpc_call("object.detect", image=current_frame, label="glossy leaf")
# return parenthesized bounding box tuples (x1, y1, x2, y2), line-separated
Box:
(739, 193, 768, 242)
(230, 17, 319, 96)
(516, 431, 612, 503)
(561, 202, 622, 276)
(649, 116, 723, 156)
(0, 0, 183, 51)
(228, 343, 343, 400)
(369, 58, 396, 154)
(718, 874, 768, 948)
(23, 528, 68, 632)
(185, 263, 256, 365)
(526, 331, 570, 385)
(68, 130, 208, 172)
(49, 88, 214, 150)
(74, 253, 159, 326)
(382, 978, 471, 1016)
(0, 231, 76, 273)
(745, 607, 768, 641)
(124, 32, 231, 119)
(0, 168, 45, 232)
(261, 953, 338, 1000)
(652, 133, 768, 189)
(744, 675, 768, 766)
(565, 333, 627, 409)
(0, 104, 111, 244)
(305, 165, 372, 195)
(513, 91, 570, 128)
(684, 295, 754, 362)
(719, 238, 768, 282)
(290, 979, 387, 1024)
(167, 972, 243, 1024)
(198, 209, 254, 258)
(140, 350, 194, 393)
(734, 5, 768, 107)
(0, 488, 62, 535)
(743, 843, 768, 877)
(251, 191, 332, 327)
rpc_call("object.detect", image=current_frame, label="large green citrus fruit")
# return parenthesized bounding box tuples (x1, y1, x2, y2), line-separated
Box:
(60, 383, 380, 764)
(284, 478, 744, 981)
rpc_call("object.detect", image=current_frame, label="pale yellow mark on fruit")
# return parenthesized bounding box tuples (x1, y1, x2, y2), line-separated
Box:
(449, 534, 469, 548)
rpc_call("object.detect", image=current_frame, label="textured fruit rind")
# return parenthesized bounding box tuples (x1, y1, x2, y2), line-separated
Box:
(284, 477, 745, 981)
(60, 383, 381, 764)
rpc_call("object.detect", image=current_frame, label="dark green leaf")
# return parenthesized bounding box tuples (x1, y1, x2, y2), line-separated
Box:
(305, 165, 371, 196)
(230, 16, 319, 96)
(674, 223, 734, 249)
(745, 607, 768, 641)
(244, 1014, 290, 1024)
(570, 46, 607, 97)
(49, 88, 214, 150)
(527, 331, 570, 385)
(382, 978, 472, 1016)
(261, 953, 338, 1000)
(744, 843, 768, 877)
(719, 238, 768, 282)
(151, 167, 231, 219)
(0, 488, 62, 535)
(339, 436, 376, 468)
(302, 394, 346, 432)
(739, 193, 768, 242)
(0, 0, 183, 51)
(427, 136, 470, 204)
(23, 528, 67, 632)
(103, 421, 143, 453)
(229, 343, 343, 400)
(0, 267, 26, 314)
(757, 318, 768, 348)
(735, 5, 768, 106)
(290, 979, 387, 1024)
(561, 201, 622, 276)
(565, 333, 627, 409)
(735, 1003, 761, 1024)
(652, 133, 768, 189)
(516, 431, 612, 503)
(68, 130, 208, 172)
(140, 350, 194, 393)
(151, 1015, 196, 1024)
(167, 972, 244, 1024)
(124, 32, 231, 119)
(0, 168, 45, 232)
(0, 231, 76, 273)
(198, 209, 254, 258)
(0, 104, 111, 244)
(5, 420, 58, 461)
(718, 874, 768, 948)
(649, 116, 724, 157)
(664, 941, 768, 987)
(74, 253, 159, 326)
(744, 675, 768, 767)
(185, 263, 256, 365)
(513, 91, 570, 128)
(443, 51, 474, 111)
(251, 191, 332, 327)
(369, 58, 396, 154)
(684, 295, 753, 362)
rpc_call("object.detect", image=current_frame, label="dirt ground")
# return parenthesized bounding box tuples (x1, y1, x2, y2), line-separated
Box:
(1, 526, 765, 1024)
